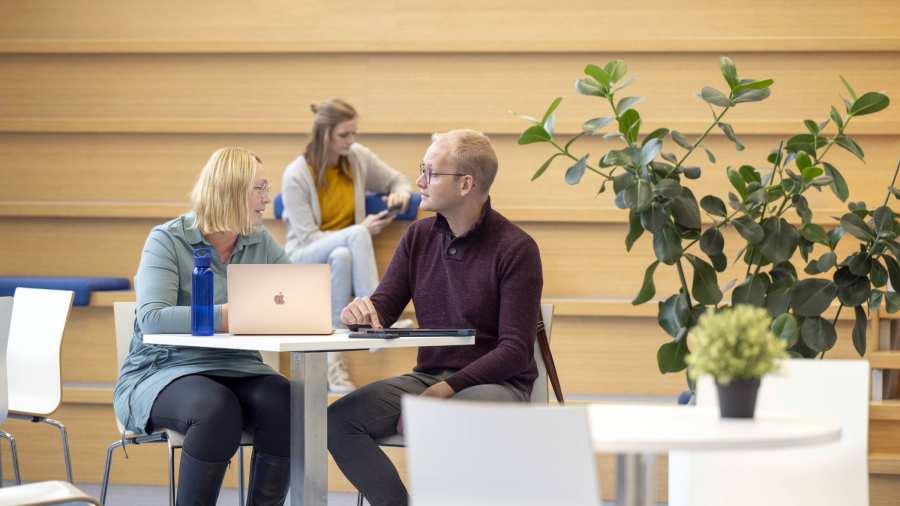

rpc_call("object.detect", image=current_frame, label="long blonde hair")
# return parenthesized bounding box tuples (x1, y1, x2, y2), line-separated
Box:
(190, 147, 262, 235)
(305, 99, 357, 189)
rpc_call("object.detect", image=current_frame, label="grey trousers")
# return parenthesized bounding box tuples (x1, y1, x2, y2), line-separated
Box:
(326, 371, 528, 506)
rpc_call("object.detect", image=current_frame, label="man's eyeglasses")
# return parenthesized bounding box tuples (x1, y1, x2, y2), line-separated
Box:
(252, 182, 271, 195)
(419, 163, 468, 185)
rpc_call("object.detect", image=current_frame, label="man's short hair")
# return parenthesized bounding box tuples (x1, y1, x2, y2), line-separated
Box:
(431, 129, 498, 194)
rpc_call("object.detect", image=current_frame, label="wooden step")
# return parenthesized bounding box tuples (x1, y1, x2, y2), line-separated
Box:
(871, 400, 900, 422)
(870, 453, 900, 476)
(870, 352, 900, 371)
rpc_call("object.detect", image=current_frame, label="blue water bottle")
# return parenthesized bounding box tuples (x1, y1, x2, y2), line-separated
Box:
(191, 247, 215, 336)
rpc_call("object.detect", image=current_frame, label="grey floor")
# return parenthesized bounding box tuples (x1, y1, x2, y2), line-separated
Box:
(13, 482, 633, 505)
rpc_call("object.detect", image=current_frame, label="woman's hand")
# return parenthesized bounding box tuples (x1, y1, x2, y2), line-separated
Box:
(362, 212, 394, 236)
(384, 191, 412, 213)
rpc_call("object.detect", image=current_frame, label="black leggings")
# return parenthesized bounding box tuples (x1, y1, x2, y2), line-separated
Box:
(149, 374, 290, 462)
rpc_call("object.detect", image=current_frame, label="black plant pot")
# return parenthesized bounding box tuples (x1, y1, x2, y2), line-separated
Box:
(715, 377, 761, 419)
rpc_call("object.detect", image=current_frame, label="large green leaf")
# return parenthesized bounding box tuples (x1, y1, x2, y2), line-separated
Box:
(850, 92, 890, 116)
(840, 213, 875, 241)
(732, 88, 771, 103)
(616, 96, 644, 115)
(726, 167, 747, 198)
(633, 261, 660, 305)
(531, 153, 561, 181)
(732, 274, 769, 307)
(605, 60, 628, 83)
(640, 138, 662, 167)
(625, 210, 644, 252)
(837, 275, 871, 307)
(653, 225, 683, 265)
(835, 135, 865, 161)
(887, 291, 900, 313)
(720, 56, 739, 89)
(658, 293, 690, 339)
(670, 188, 701, 231)
(800, 316, 838, 352)
(564, 155, 588, 185)
(700, 195, 727, 217)
(786, 134, 828, 156)
(584, 64, 611, 87)
(686, 254, 723, 305)
(618, 109, 642, 145)
(700, 86, 732, 107)
(766, 287, 793, 317)
(582, 116, 615, 134)
(874, 206, 894, 237)
(840, 75, 858, 101)
(717, 122, 745, 151)
(883, 256, 900, 290)
(575, 77, 605, 97)
(760, 218, 799, 264)
(700, 228, 725, 256)
(641, 203, 669, 234)
(518, 125, 552, 145)
(800, 224, 829, 245)
(771, 313, 799, 347)
(822, 162, 849, 202)
(671, 131, 692, 150)
(791, 278, 837, 317)
(870, 258, 888, 288)
(853, 306, 867, 356)
(624, 179, 652, 212)
(657, 339, 688, 374)
(732, 79, 774, 94)
(733, 216, 764, 244)
(540, 97, 563, 125)
(830, 106, 845, 130)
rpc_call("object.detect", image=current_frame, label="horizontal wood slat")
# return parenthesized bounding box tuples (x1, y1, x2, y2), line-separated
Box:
(0, 53, 897, 135)
(0, 0, 897, 54)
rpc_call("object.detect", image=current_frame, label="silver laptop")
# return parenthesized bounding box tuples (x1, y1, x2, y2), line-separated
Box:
(227, 264, 332, 335)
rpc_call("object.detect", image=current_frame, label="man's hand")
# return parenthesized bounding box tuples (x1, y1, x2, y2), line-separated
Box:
(420, 381, 455, 399)
(397, 381, 456, 434)
(340, 297, 383, 329)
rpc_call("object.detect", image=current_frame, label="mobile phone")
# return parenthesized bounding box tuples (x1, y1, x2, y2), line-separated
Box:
(383, 202, 403, 218)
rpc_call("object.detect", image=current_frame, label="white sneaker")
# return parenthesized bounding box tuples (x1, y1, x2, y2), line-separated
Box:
(391, 318, 414, 329)
(328, 358, 356, 393)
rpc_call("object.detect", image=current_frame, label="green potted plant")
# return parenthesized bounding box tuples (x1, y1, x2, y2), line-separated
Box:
(515, 58, 894, 376)
(685, 305, 788, 417)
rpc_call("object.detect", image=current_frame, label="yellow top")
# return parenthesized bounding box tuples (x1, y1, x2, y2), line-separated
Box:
(312, 165, 355, 231)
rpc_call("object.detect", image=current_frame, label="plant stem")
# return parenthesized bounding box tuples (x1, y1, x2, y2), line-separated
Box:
(665, 106, 731, 178)
(549, 140, 612, 180)
(675, 259, 693, 310)
(820, 303, 844, 359)
(881, 159, 900, 208)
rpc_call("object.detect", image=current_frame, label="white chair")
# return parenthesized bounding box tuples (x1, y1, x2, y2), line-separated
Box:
(0, 480, 100, 505)
(0, 296, 21, 486)
(355, 304, 557, 506)
(100, 302, 253, 506)
(403, 396, 599, 506)
(668, 359, 869, 506)
(4, 288, 75, 484)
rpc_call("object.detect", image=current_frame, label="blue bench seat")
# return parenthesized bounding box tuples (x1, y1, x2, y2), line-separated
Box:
(0, 277, 131, 306)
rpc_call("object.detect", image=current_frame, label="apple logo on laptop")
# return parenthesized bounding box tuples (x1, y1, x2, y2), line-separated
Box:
(274, 292, 285, 305)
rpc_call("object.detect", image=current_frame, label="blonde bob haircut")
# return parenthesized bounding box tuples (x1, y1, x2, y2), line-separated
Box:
(190, 147, 262, 236)
(305, 98, 357, 189)
(431, 129, 498, 194)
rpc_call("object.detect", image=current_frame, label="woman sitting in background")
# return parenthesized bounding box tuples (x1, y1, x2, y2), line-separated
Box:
(114, 147, 291, 506)
(281, 99, 413, 392)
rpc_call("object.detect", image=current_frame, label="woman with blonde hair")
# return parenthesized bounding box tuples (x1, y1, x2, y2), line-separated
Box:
(114, 147, 291, 505)
(281, 99, 413, 392)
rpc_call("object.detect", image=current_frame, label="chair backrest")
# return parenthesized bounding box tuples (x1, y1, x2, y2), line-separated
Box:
(7, 288, 74, 416)
(530, 303, 554, 404)
(0, 296, 13, 424)
(113, 302, 138, 370)
(668, 359, 869, 506)
(403, 396, 599, 506)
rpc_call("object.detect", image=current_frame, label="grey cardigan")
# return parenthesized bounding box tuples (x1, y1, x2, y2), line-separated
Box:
(280, 143, 413, 255)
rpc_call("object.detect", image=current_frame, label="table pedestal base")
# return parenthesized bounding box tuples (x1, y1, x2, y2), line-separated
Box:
(290, 351, 328, 506)
(616, 453, 656, 506)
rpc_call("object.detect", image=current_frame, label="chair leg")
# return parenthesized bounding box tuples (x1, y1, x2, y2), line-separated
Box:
(100, 439, 126, 505)
(357, 491, 365, 506)
(168, 445, 177, 506)
(237, 446, 246, 506)
(40, 418, 74, 483)
(0, 431, 22, 485)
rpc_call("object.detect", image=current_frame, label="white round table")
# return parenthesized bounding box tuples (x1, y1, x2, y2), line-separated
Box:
(587, 404, 842, 506)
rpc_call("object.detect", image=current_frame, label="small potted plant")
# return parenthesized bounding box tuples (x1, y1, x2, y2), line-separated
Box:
(686, 305, 788, 418)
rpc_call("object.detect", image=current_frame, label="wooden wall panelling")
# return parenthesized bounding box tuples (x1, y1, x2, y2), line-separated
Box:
(0, 53, 897, 135)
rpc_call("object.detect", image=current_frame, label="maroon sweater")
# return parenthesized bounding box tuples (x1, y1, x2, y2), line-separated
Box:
(370, 199, 543, 394)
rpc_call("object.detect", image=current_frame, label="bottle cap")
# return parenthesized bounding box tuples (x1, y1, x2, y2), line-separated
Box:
(193, 247, 212, 268)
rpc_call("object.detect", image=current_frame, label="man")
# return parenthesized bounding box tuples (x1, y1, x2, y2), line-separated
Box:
(327, 129, 543, 506)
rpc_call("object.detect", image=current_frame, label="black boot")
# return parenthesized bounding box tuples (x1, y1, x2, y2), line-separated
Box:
(176, 450, 229, 506)
(246, 450, 290, 506)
